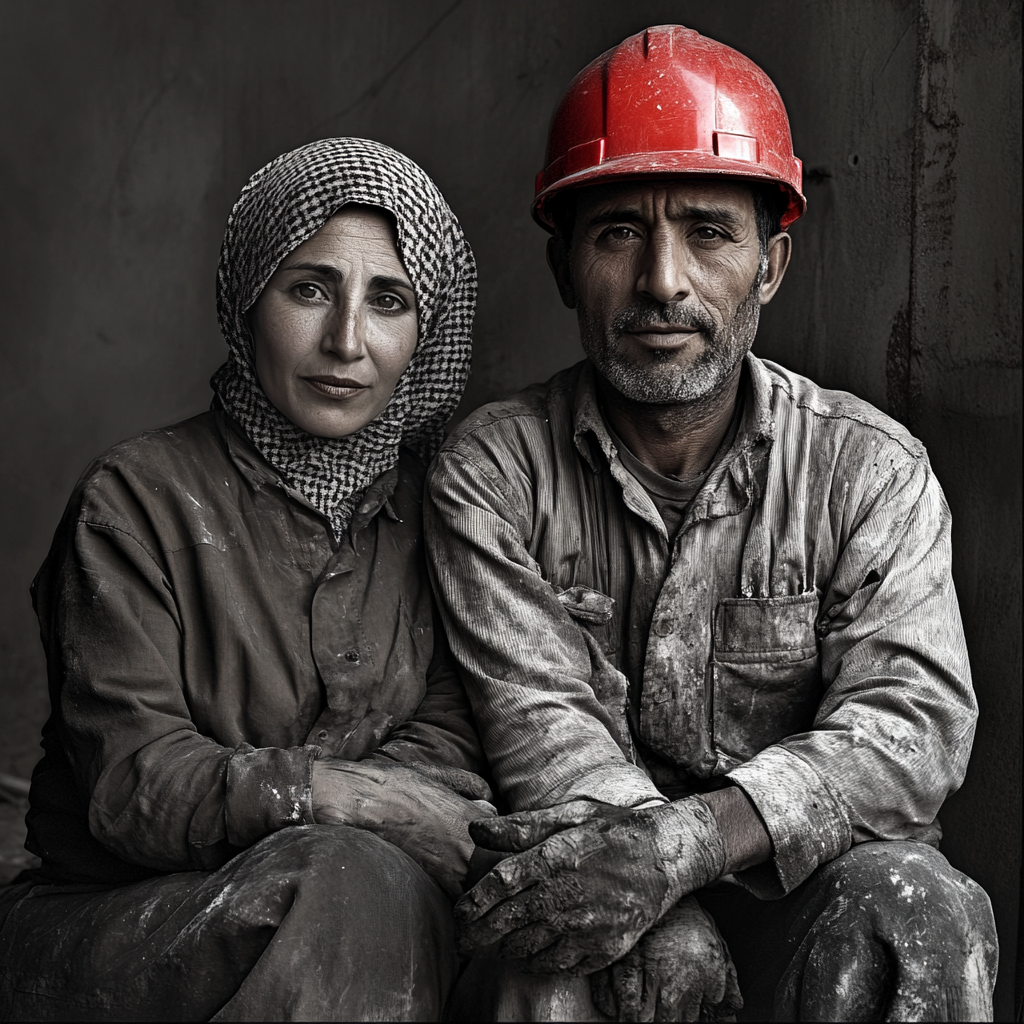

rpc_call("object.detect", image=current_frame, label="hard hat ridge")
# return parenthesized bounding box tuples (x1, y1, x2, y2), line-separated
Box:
(533, 25, 806, 231)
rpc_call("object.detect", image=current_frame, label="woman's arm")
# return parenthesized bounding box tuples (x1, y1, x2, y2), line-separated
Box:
(34, 513, 318, 873)
(373, 612, 487, 776)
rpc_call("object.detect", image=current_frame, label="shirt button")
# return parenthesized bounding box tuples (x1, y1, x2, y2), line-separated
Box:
(344, 649, 360, 663)
(653, 617, 675, 637)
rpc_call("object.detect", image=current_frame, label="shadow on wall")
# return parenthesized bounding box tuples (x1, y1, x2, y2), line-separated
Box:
(0, 0, 1019, 1017)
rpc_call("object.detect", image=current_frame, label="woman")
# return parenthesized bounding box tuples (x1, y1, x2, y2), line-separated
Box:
(0, 138, 489, 1021)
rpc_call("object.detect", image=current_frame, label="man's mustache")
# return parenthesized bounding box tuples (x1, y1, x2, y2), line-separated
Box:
(611, 302, 716, 334)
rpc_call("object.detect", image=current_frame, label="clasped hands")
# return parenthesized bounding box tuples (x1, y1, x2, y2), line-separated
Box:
(311, 760, 744, 1019)
(311, 757, 496, 897)
(456, 798, 743, 1022)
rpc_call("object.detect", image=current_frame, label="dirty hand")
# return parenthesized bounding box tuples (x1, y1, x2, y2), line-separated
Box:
(456, 797, 726, 974)
(590, 897, 743, 1022)
(312, 758, 496, 897)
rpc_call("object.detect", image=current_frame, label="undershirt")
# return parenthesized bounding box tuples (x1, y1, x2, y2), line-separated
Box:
(607, 405, 742, 539)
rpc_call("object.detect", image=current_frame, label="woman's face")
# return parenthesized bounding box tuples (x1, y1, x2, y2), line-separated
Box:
(251, 206, 418, 438)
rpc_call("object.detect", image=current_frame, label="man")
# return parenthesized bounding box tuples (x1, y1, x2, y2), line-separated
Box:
(427, 25, 998, 1021)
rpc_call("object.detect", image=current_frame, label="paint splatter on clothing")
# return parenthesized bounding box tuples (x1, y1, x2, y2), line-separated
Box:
(426, 353, 976, 898)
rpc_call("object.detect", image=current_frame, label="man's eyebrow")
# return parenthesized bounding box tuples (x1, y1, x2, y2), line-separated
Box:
(585, 204, 746, 229)
(585, 208, 645, 228)
(683, 204, 745, 227)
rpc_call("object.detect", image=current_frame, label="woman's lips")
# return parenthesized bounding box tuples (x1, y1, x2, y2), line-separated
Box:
(302, 375, 370, 398)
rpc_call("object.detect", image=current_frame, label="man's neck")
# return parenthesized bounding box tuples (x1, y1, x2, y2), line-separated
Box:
(596, 364, 744, 480)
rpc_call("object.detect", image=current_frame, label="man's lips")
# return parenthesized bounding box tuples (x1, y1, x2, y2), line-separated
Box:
(302, 375, 370, 397)
(622, 325, 702, 347)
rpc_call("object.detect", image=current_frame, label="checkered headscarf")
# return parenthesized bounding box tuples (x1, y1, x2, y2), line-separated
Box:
(211, 138, 476, 535)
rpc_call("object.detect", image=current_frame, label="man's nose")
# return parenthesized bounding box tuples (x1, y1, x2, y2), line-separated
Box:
(322, 299, 365, 361)
(636, 230, 691, 304)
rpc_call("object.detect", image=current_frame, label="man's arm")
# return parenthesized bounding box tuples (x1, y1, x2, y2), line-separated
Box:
(699, 785, 772, 873)
(727, 449, 975, 896)
(425, 427, 662, 811)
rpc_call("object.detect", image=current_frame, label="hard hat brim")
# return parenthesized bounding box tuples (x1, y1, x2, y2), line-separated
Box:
(533, 151, 806, 232)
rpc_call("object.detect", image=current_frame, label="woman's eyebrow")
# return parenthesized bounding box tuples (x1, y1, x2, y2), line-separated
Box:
(278, 263, 413, 291)
(280, 261, 340, 279)
(369, 274, 414, 291)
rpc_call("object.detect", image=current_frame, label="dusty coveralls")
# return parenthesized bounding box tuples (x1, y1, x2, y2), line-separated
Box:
(0, 411, 481, 1021)
(426, 355, 998, 1020)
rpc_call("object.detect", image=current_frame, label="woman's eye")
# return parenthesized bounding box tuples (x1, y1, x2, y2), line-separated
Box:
(373, 293, 407, 312)
(295, 282, 325, 300)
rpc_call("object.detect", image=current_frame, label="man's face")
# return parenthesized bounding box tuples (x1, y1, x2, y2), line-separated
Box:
(554, 180, 787, 405)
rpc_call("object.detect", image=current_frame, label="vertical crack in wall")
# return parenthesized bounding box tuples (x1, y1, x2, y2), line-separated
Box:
(898, 0, 961, 433)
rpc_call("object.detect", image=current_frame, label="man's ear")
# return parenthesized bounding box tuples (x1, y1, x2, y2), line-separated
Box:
(546, 235, 577, 309)
(759, 231, 792, 306)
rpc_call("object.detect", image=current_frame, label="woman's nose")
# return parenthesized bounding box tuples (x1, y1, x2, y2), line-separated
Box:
(636, 230, 692, 304)
(321, 300, 365, 361)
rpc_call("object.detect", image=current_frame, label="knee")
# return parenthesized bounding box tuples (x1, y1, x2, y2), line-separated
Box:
(246, 824, 450, 919)
(785, 841, 998, 1019)
(818, 841, 996, 942)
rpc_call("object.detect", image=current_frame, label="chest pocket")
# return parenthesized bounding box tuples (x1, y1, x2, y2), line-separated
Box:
(712, 592, 820, 767)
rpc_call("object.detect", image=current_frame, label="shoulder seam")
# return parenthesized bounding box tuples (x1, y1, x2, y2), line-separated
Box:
(768, 378, 923, 459)
(74, 518, 164, 567)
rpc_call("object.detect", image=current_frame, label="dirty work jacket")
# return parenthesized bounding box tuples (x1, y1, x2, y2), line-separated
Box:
(28, 410, 482, 885)
(425, 355, 976, 898)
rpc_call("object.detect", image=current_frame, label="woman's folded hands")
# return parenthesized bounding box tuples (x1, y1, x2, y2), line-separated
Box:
(311, 758, 497, 897)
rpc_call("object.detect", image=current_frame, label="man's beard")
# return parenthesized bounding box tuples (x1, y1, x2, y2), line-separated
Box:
(578, 273, 764, 405)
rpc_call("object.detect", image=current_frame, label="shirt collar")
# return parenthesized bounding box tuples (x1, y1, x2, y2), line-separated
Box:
(215, 409, 401, 530)
(572, 352, 776, 524)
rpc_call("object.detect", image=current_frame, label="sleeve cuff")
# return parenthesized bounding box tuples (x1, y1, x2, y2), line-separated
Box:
(726, 746, 852, 898)
(224, 744, 318, 849)
(541, 763, 667, 809)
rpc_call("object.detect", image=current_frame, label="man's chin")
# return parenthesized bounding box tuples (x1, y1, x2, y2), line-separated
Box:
(598, 358, 724, 406)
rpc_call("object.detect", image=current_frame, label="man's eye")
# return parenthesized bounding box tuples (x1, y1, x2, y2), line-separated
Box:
(295, 283, 325, 300)
(695, 227, 723, 241)
(603, 226, 637, 242)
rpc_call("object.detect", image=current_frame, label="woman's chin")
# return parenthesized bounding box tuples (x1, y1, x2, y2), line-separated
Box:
(275, 398, 384, 439)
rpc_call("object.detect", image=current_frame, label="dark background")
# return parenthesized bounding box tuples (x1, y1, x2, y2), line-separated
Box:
(0, 0, 1020, 1017)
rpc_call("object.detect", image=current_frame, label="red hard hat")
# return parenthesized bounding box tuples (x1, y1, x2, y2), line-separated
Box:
(533, 25, 806, 231)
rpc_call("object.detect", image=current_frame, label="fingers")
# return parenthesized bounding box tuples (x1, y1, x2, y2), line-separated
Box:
(499, 921, 563, 963)
(456, 848, 550, 920)
(719, 954, 744, 1014)
(523, 934, 591, 975)
(456, 888, 539, 954)
(611, 950, 647, 1023)
(469, 800, 628, 852)
(407, 763, 494, 802)
(463, 846, 509, 889)
(590, 968, 617, 1018)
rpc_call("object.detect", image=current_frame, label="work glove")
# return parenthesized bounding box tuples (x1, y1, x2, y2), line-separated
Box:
(590, 896, 743, 1022)
(455, 797, 726, 974)
(312, 758, 496, 898)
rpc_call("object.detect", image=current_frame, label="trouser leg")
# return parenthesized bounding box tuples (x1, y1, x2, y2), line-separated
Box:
(0, 824, 458, 1022)
(447, 841, 997, 1023)
(770, 841, 997, 1022)
(445, 957, 603, 1022)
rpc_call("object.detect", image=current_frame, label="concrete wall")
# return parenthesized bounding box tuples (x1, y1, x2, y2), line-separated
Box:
(0, 1, 1019, 1015)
